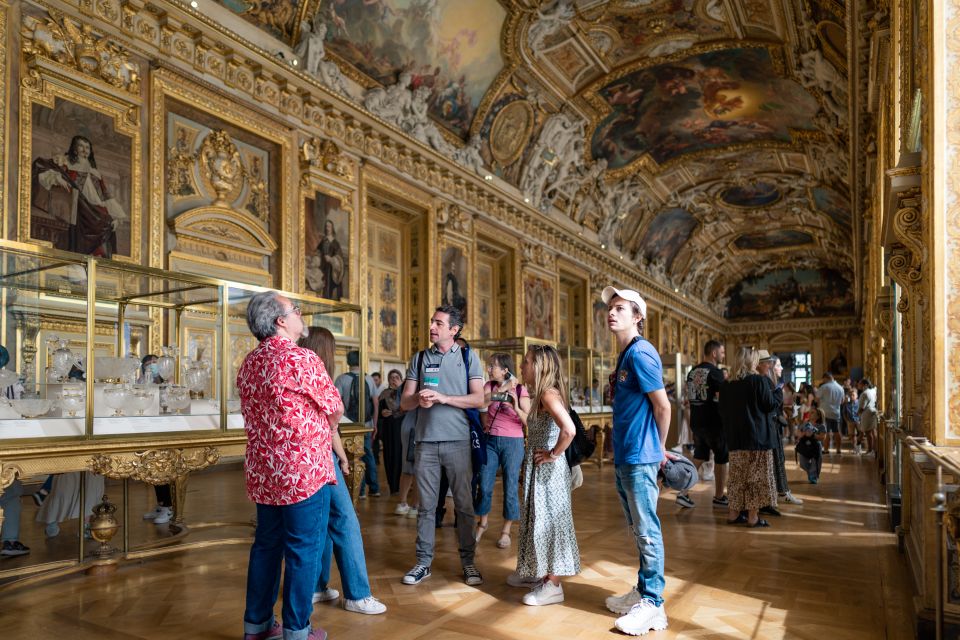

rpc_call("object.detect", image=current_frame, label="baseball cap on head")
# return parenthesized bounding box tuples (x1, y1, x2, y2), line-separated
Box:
(601, 286, 647, 319)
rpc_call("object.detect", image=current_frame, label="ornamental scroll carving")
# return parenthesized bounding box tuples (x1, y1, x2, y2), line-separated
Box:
(89, 447, 220, 485)
(887, 187, 924, 311)
(21, 9, 141, 94)
(436, 201, 474, 235)
(301, 137, 348, 178)
(522, 242, 556, 270)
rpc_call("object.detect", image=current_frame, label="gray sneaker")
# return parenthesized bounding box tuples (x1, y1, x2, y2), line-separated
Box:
(402, 564, 431, 585)
(463, 564, 483, 586)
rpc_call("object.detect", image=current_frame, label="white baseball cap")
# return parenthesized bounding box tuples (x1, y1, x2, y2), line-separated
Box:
(601, 286, 647, 319)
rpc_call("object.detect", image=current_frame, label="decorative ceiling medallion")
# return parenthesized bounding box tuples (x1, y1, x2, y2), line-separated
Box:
(489, 99, 534, 166)
(733, 229, 814, 251)
(817, 21, 847, 71)
(585, 46, 820, 172)
(719, 181, 782, 208)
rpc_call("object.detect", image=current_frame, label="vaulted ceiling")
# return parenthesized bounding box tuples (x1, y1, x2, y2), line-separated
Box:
(216, 0, 854, 321)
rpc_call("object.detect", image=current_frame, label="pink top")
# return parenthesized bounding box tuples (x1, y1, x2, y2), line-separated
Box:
(485, 380, 529, 439)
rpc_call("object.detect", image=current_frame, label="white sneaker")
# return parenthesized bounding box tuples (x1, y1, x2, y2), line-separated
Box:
(606, 586, 643, 614)
(507, 571, 542, 588)
(152, 506, 172, 525)
(615, 600, 668, 636)
(406, 507, 419, 519)
(344, 596, 386, 615)
(394, 503, 411, 515)
(312, 588, 340, 603)
(143, 506, 163, 520)
(522, 580, 564, 606)
(701, 470, 715, 482)
(783, 492, 804, 505)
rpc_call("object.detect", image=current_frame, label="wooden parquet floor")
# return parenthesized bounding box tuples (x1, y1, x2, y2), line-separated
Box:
(0, 450, 915, 639)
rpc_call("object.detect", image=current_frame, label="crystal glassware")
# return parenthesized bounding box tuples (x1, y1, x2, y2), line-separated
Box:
(165, 385, 190, 414)
(103, 384, 128, 417)
(126, 385, 155, 417)
(59, 386, 86, 417)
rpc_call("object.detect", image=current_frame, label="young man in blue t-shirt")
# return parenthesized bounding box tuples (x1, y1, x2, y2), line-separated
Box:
(601, 286, 673, 636)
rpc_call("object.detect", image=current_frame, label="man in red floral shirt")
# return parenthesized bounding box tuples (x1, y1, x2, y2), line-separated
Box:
(237, 291, 343, 640)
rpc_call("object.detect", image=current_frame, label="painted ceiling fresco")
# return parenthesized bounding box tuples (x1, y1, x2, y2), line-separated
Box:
(734, 230, 814, 251)
(321, 0, 506, 137)
(588, 48, 821, 168)
(725, 268, 855, 320)
(207, 0, 855, 320)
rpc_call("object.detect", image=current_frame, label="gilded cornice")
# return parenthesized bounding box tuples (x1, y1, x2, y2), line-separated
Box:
(0, 0, 7, 238)
(725, 315, 862, 335)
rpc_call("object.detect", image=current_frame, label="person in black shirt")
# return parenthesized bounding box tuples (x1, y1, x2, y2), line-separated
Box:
(679, 340, 728, 509)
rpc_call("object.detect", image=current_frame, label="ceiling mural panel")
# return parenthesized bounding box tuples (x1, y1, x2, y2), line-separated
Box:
(587, 47, 821, 169)
(636, 207, 698, 270)
(733, 229, 814, 250)
(216, 0, 305, 41)
(725, 267, 854, 320)
(809, 185, 851, 228)
(597, 0, 727, 65)
(720, 180, 782, 208)
(318, 0, 507, 137)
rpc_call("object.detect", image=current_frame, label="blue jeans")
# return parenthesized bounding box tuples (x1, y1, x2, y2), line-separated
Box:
(360, 431, 380, 496)
(0, 479, 23, 541)
(476, 436, 524, 520)
(615, 463, 665, 606)
(317, 455, 372, 600)
(243, 485, 331, 640)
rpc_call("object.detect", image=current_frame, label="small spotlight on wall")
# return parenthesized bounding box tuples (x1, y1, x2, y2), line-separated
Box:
(190, 0, 198, 7)
(291, 58, 299, 66)
(600, 243, 606, 249)
(484, 174, 493, 181)
(674, 288, 679, 293)
(523, 197, 530, 203)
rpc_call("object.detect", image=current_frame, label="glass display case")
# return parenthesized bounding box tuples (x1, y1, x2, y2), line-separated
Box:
(0, 240, 364, 443)
(470, 336, 555, 381)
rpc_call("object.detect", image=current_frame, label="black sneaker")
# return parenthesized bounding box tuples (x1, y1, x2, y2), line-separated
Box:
(675, 494, 695, 508)
(712, 495, 729, 507)
(463, 564, 483, 586)
(759, 506, 782, 517)
(402, 564, 431, 585)
(1, 540, 30, 556)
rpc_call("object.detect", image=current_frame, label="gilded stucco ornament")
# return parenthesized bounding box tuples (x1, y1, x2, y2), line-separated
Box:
(21, 9, 140, 93)
(436, 201, 474, 235)
(89, 447, 220, 485)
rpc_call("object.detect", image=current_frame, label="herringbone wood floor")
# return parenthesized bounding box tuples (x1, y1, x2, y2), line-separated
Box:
(0, 450, 914, 639)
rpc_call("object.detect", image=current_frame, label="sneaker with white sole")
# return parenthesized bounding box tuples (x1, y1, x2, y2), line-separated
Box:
(606, 586, 643, 614)
(783, 492, 803, 505)
(676, 493, 695, 509)
(406, 507, 419, 519)
(311, 588, 339, 603)
(343, 596, 386, 615)
(394, 503, 411, 515)
(522, 580, 564, 606)
(462, 564, 483, 586)
(152, 506, 172, 525)
(143, 505, 163, 520)
(615, 600, 668, 636)
(402, 564, 431, 585)
(507, 571, 541, 587)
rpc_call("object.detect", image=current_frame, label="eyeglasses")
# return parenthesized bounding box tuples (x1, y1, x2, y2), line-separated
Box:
(279, 305, 301, 318)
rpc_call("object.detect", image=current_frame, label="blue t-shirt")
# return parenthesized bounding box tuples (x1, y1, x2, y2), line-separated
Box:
(612, 339, 665, 465)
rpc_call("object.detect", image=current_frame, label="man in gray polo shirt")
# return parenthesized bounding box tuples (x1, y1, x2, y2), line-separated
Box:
(816, 372, 846, 454)
(399, 305, 485, 587)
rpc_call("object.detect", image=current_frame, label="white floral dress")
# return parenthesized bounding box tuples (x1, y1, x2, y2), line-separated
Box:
(516, 411, 581, 578)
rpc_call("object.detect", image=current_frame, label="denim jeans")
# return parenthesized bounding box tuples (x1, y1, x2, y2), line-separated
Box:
(615, 463, 665, 607)
(243, 484, 331, 640)
(476, 436, 524, 520)
(360, 431, 380, 496)
(317, 454, 372, 600)
(0, 479, 23, 541)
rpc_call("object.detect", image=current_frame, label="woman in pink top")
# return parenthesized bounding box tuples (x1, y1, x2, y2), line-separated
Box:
(475, 353, 531, 548)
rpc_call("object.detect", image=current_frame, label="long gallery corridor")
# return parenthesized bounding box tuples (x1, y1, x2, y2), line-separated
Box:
(0, 452, 913, 639)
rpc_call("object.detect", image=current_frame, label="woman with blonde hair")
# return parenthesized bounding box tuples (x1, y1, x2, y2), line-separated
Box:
(508, 344, 580, 606)
(718, 346, 779, 528)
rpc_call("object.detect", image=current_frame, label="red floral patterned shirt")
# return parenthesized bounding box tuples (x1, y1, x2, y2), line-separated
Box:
(237, 335, 342, 506)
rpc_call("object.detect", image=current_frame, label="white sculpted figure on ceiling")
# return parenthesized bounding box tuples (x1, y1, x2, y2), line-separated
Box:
(295, 17, 353, 98)
(527, 0, 576, 53)
(519, 109, 585, 207)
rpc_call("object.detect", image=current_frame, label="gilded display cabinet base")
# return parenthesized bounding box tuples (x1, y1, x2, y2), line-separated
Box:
(340, 427, 372, 505)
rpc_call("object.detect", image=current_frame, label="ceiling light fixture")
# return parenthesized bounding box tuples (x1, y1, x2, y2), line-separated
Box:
(190, 0, 198, 7)
(484, 174, 493, 181)
(291, 58, 299, 66)
(601, 243, 606, 249)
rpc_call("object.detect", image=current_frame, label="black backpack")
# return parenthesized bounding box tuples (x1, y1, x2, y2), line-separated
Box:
(346, 373, 375, 422)
(565, 407, 596, 468)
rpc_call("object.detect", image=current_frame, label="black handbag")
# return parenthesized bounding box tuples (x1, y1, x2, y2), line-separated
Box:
(564, 407, 596, 468)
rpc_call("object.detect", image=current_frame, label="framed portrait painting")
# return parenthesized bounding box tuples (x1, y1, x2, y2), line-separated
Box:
(20, 69, 142, 262)
(524, 273, 555, 341)
(304, 191, 351, 302)
(440, 243, 469, 319)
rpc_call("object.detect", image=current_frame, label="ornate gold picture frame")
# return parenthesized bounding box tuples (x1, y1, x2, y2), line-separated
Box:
(19, 65, 142, 263)
(439, 237, 471, 334)
(150, 68, 297, 289)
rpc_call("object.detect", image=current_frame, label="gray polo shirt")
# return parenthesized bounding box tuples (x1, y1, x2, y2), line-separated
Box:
(406, 343, 483, 442)
(816, 380, 845, 420)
